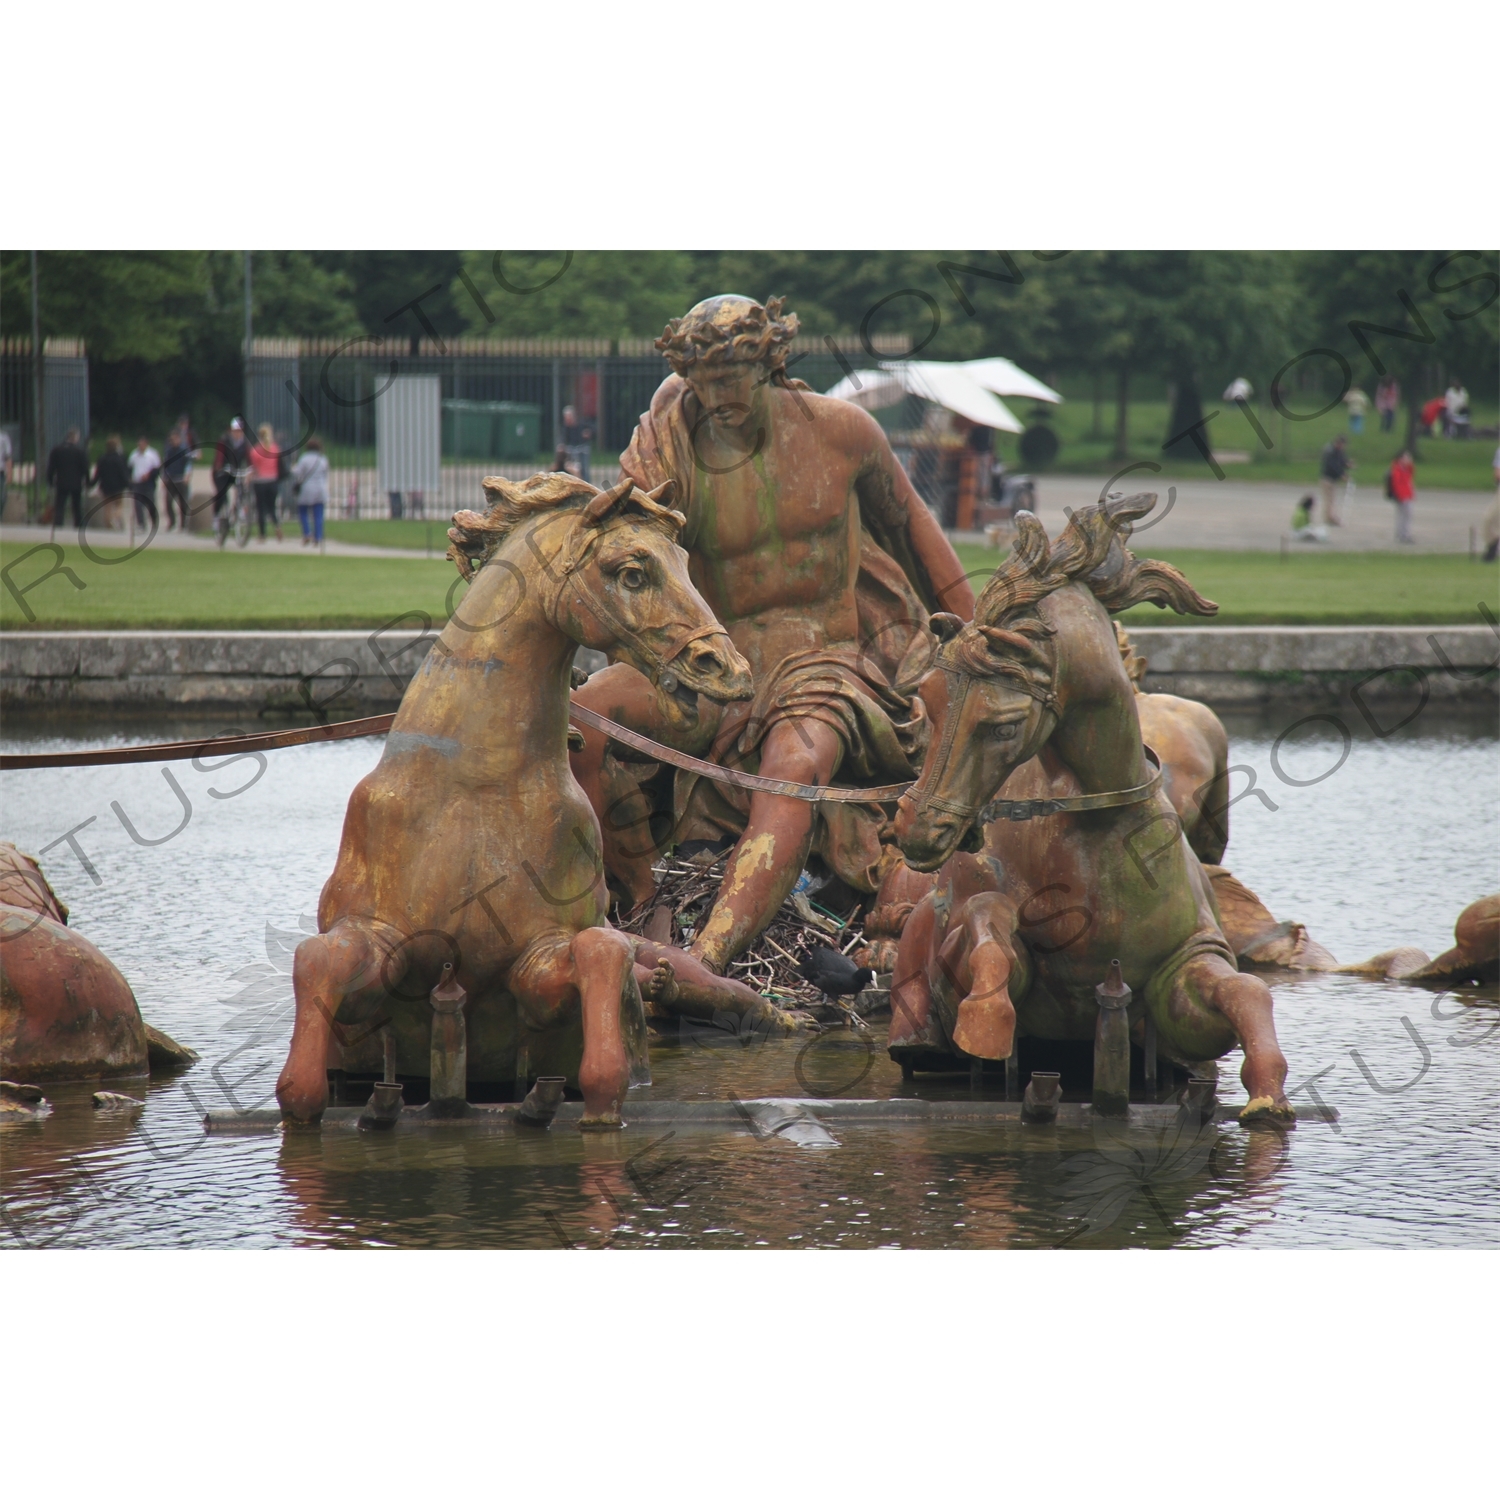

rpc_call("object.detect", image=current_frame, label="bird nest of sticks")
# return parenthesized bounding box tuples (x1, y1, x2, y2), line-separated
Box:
(615, 849, 880, 1027)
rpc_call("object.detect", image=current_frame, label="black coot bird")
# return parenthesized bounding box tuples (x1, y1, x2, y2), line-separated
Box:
(798, 947, 875, 998)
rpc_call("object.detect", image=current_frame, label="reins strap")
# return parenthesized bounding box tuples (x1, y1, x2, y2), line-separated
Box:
(977, 747, 1163, 824)
(567, 704, 912, 803)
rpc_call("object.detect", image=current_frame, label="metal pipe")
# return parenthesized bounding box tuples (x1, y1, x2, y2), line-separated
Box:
(30, 251, 43, 521)
(516, 1076, 567, 1128)
(1022, 1070, 1061, 1124)
(1092, 958, 1131, 1117)
(243, 251, 253, 424)
(427, 962, 469, 1117)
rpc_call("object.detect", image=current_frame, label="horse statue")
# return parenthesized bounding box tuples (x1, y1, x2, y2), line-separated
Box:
(890, 495, 1296, 1127)
(275, 473, 788, 1129)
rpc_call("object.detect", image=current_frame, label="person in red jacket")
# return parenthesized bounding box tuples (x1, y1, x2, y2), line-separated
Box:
(1389, 449, 1416, 544)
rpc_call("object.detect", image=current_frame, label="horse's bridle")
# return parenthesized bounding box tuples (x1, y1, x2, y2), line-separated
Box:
(547, 515, 728, 692)
(906, 650, 1163, 828)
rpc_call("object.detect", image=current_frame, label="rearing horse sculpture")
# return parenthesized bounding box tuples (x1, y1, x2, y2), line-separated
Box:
(276, 473, 777, 1128)
(892, 496, 1295, 1127)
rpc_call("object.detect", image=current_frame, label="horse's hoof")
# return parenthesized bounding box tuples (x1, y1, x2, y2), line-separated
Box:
(1239, 1095, 1296, 1130)
(578, 1112, 624, 1131)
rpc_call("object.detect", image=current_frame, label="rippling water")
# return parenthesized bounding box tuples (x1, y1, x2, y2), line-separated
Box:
(2, 707, 1496, 1249)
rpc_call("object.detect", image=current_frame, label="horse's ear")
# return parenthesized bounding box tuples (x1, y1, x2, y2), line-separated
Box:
(644, 480, 676, 507)
(929, 612, 964, 643)
(582, 476, 635, 525)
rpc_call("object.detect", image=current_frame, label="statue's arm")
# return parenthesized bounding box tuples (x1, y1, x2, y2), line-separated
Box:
(848, 407, 975, 622)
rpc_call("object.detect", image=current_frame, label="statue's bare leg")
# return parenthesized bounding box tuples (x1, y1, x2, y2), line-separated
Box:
(277, 918, 395, 1123)
(1166, 952, 1293, 1127)
(689, 717, 841, 972)
(633, 941, 800, 1032)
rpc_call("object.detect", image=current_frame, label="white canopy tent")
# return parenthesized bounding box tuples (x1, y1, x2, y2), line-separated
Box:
(824, 356, 1061, 432)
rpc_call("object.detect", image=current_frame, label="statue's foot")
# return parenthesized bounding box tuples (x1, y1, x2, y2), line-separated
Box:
(753, 1000, 814, 1035)
(1239, 1094, 1296, 1130)
(578, 1111, 624, 1132)
(645, 959, 680, 1008)
(952, 993, 1016, 1062)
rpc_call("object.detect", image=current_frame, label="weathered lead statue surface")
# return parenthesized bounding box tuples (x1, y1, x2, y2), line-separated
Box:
(572, 295, 975, 971)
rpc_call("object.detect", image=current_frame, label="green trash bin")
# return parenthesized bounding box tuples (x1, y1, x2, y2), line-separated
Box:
(442, 400, 541, 461)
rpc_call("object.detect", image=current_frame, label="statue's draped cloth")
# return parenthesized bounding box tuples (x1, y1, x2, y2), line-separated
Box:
(619, 375, 941, 893)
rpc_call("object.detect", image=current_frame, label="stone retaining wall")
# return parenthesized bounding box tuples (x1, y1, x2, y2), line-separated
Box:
(0, 626, 1494, 713)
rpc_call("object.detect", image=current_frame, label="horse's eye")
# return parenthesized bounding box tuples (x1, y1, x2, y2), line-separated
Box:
(619, 565, 647, 591)
(991, 721, 1020, 741)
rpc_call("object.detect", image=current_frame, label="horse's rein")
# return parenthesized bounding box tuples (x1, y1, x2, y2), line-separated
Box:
(0, 705, 909, 803)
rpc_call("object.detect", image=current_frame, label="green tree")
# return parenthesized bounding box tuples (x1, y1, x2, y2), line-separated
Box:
(451, 251, 695, 340)
(1296, 250, 1499, 457)
(0, 250, 214, 360)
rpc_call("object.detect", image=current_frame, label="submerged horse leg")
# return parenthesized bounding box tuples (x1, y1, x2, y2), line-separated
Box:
(510, 927, 643, 1129)
(277, 918, 398, 1123)
(1170, 953, 1294, 1127)
(946, 892, 1024, 1061)
(888, 892, 940, 1051)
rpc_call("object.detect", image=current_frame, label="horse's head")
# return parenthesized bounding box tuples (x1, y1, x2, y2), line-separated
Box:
(894, 606, 1061, 871)
(547, 476, 752, 704)
(895, 498, 1216, 871)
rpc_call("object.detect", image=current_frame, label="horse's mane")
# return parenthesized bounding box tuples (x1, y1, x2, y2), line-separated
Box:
(945, 494, 1215, 694)
(446, 472, 682, 581)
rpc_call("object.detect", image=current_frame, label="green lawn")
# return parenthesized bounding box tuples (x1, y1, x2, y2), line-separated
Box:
(954, 545, 1499, 625)
(3, 535, 1494, 630)
(324, 519, 445, 552)
(1, 540, 457, 630)
(987, 398, 1497, 492)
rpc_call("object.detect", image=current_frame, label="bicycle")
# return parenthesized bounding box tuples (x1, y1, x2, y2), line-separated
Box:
(215, 466, 253, 549)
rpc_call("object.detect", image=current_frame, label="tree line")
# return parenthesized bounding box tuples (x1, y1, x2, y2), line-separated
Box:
(2, 250, 1493, 449)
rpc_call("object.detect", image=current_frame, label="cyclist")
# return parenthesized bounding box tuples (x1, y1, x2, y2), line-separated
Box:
(212, 418, 253, 546)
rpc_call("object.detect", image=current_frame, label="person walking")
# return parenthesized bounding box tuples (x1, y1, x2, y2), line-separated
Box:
(1319, 433, 1352, 525)
(46, 427, 90, 530)
(91, 435, 130, 529)
(161, 422, 194, 531)
(0, 426, 12, 518)
(127, 434, 161, 530)
(1443, 378, 1470, 439)
(561, 402, 593, 482)
(1375, 376, 1400, 433)
(288, 436, 329, 547)
(1388, 449, 1416, 544)
(250, 424, 283, 541)
(1343, 385, 1370, 435)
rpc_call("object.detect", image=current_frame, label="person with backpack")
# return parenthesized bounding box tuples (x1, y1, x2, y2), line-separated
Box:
(1319, 433, 1352, 525)
(212, 418, 252, 523)
(1387, 449, 1416, 544)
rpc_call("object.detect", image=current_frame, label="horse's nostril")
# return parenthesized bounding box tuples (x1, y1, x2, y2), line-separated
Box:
(689, 644, 723, 673)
